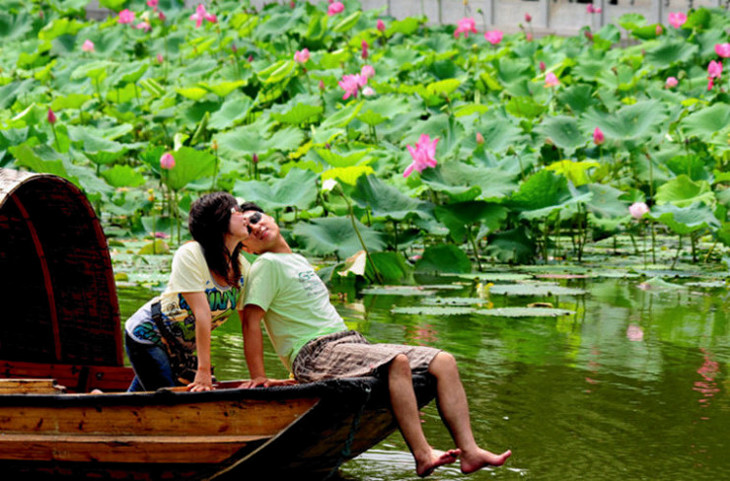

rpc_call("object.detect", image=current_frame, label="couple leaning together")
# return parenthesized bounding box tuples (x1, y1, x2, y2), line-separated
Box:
(124, 192, 511, 477)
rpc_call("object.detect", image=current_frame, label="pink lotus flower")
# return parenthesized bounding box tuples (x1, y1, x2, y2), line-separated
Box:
(715, 43, 730, 58)
(81, 39, 94, 52)
(360, 64, 375, 79)
(593, 127, 604, 145)
(484, 30, 503, 45)
(586, 4, 602, 13)
(454, 17, 477, 38)
(328, 1, 344, 16)
(404, 134, 439, 178)
(136, 21, 151, 32)
(361, 40, 368, 59)
(668, 12, 687, 29)
(190, 4, 216, 28)
(362, 86, 375, 97)
(545, 72, 559, 87)
(525, 13, 532, 23)
(377, 19, 386, 32)
(708, 60, 723, 79)
(629, 202, 649, 219)
(47, 108, 57, 124)
(160, 152, 175, 170)
(665, 76, 678, 88)
(294, 48, 310, 63)
(158, 11, 166, 21)
(708, 77, 714, 90)
(655, 24, 663, 35)
(147, 0, 158, 10)
(118, 9, 135, 24)
(157, 54, 164, 63)
(338, 73, 367, 100)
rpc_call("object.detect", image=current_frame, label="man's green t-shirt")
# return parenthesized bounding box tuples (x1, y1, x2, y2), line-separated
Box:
(244, 252, 347, 371)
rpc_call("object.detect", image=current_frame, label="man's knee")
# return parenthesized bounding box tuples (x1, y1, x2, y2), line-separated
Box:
(429, 351, 458, 376)
(389, 354, 411, 376)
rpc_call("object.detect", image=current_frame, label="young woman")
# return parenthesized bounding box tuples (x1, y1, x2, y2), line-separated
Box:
(124, 192, 251, 392)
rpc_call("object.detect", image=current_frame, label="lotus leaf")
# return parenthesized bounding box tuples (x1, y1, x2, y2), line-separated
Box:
(390, 306, 475, 316)
(414, 244, 471, 274)
(508, 170, 591, 220)
(473, 307, 575, 317)
(489, 284, 587, 296)
(434, 201, 508, 242)
(485, 226, 536, 264)
(101, 165, 145, 188)
(292, 216, 385, 259)
(647, 203, 721, 235)
(680, 103, 730, 139)
(655, 175, 715, 208)
(423, 297, 492, 306)
(362, 286, 437, 296)
(351, 174, 430, 221)
(421, 162, 518, 203)
(233, 168, 318, 212)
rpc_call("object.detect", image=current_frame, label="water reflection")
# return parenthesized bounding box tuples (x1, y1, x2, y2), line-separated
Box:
(116, 273, 730, 480)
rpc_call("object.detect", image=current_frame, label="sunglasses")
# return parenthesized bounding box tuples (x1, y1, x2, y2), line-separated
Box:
(243, 211, 263, 234)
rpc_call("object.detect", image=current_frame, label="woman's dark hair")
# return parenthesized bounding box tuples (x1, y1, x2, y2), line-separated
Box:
(188, 192, 242, 287)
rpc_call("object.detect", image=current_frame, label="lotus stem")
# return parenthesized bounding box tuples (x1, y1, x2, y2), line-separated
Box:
(467, 225, 483, 272)
(671, 234, 682, 269)
(340, 189, 383, 284)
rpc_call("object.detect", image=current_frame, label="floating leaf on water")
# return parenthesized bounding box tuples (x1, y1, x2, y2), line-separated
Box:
(588, 270, 642, 279)
(390, 306, 475, 316)
(457, 272, 533, 282)
(423, 297, 490, 306)
(684, 281, 727, 288)
(362, 286, 437, 296)
(417, 284, 466, 290)
(634, 269, 701, 278)
(534, 274, 590, 279)
(489, 284, 587, 296)
(472, 307, 575, 317)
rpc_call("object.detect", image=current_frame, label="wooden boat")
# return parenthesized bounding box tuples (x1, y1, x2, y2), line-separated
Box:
(0, 168, 436, 480)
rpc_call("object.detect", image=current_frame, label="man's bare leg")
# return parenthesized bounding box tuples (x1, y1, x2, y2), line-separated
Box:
(428, 352, 512, 473)
(388, 354, 460, 477)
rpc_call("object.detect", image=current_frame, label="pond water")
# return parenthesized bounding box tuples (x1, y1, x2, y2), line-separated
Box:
(117, 267, 730, 481)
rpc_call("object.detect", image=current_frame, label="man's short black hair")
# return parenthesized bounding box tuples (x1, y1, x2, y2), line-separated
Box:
(239, 201, 264, 213)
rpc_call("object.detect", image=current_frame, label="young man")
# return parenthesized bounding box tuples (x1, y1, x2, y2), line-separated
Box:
(238, 202, 511, 477)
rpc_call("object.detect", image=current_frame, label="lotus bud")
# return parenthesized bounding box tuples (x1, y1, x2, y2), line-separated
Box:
(47, 108, 57, 124)
(476, 132, 485, 145)
(525, 13, 532, 23)
(160, 152, 175, 170)
(539, 61, 546, 72)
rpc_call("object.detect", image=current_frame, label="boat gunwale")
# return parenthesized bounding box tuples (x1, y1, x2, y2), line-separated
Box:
(0, 376, 384, 407)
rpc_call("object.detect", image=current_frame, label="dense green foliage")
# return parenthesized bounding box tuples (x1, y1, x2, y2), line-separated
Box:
(2, 0, 730, 278)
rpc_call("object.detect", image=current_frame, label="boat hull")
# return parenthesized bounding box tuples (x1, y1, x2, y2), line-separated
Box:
(0, 375, 436, 480)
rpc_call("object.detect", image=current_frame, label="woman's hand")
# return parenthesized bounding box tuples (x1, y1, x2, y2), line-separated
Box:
(187, 369, 214, 392)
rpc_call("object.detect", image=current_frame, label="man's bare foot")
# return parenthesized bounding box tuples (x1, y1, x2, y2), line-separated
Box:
(416, 448, 461, 477)
(460, 448, 511, 474)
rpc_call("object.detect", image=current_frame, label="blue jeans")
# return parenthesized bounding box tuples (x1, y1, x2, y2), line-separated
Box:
(125, 332, 176, 392)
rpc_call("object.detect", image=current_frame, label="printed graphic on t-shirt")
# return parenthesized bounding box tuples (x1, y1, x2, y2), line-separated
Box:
(297, 269, 328, 296)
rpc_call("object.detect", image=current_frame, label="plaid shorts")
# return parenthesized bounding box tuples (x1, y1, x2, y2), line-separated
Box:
(292, 330, 441, 383)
